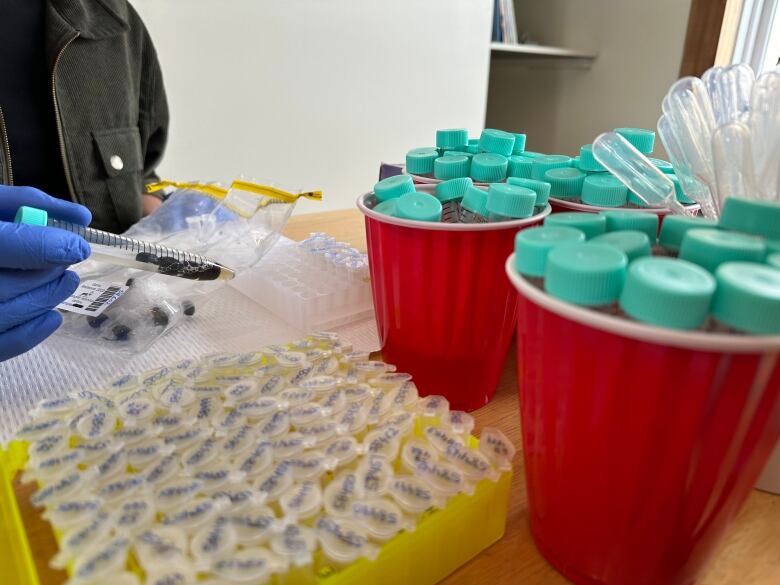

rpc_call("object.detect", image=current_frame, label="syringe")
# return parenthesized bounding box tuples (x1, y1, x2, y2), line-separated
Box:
(15, 206, 236, 281)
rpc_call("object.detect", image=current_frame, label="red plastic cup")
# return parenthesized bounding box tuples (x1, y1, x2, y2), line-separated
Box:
(505, 256, 780, 585)
(357, 185, 550, 411)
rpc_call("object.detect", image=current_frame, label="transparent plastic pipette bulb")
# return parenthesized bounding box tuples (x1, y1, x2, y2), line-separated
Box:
(657, 114, 718, 218)
(712, 121, 758, 207)
(592, 131, 686, 214)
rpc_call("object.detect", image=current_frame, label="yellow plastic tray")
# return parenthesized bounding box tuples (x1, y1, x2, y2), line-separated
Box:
(0, 440, 511, 585)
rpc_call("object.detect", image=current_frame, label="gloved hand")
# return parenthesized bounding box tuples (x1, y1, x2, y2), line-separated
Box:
(0, 185, 91, 362)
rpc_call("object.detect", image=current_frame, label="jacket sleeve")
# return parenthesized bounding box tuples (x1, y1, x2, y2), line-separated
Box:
(133, 7, 169, 191)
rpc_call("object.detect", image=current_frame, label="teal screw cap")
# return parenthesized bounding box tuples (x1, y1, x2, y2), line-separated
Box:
(395, 192, 442, 222)
(512, 133, 527, 154)
(436, 129, 468, 149)
(719, 197, 780, 240)
(581, 174, 628, 207)
(434, 155, 470, 180)
(544, 212, 607, 239)
(627, 190, 651, 207)
(507, 177, 551, 207)
(668, 174, 694, 204)
(599, 210, 658, 241)
(545, 243, 628, 306)
(578, 145, 605, 172)
(658, 216, 718, 252)
(531, 155, 572, 181)
(650, 158, 674, 174)
(373, 199, 398, 217)
(507, 155, 534, 179)
(435, 177, 473, 203)
(471, 153, 508, 183)
(374, 174, 415, 202)
(522, 151, 546, 159)
(405, 147, 439, 175)
(679, 228, 766, 273)
(444, 150, 474, 160)
(614, 127, 655, 154)
(591, 230, 651, 261)
(712, 262, 780, 334)
(478, 129, 515, 156)
(461, 185, 489, 217)
(619, 257, 716, 330)
(545, 167, 586, 199)
(486, 183, 536, 219)
(466, 144, 479, 154)
(14, 206, 49, 226)
(767, 253, 780, 269)
(768, 240, 780, 255)
(515, 226, 586, 277)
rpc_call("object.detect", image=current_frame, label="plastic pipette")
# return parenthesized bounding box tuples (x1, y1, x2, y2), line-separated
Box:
(657, 114, 718, 218)
(712, 121, 757, 206)
(749, 70, 780, 200)
(709, 64, 754, 125)
(591, 132, 687, 214)
(15, 206, 236, 281)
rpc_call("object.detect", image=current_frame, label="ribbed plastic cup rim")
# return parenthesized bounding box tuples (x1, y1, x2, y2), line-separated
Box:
(505, 254, 780, 352)
(549, 197, 701, 215)
(358, 184, 551, 232)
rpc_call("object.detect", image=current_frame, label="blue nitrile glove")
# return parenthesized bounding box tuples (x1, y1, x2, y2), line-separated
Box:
(0, 185, 91, 362)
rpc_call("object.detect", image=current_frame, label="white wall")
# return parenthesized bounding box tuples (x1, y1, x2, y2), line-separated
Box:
(132, 0, 493, 214)
(486, 0, 692, 158)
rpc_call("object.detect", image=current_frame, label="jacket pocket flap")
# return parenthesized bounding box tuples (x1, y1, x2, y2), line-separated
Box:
(93, 127, 142, 177)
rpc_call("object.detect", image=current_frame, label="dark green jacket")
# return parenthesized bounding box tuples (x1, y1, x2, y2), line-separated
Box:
(0, 0, 169, 233)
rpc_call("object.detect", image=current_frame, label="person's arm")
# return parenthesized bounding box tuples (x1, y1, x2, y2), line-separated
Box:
(133, 5, 170, 216)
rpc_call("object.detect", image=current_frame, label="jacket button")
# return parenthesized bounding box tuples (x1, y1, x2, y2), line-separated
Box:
(110, 155, 124, 170)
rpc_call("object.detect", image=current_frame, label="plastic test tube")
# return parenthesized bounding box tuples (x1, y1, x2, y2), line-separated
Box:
(14, 206, 235, 281)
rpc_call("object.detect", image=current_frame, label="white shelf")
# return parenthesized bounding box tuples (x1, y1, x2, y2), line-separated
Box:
(490, 42, 597, 61)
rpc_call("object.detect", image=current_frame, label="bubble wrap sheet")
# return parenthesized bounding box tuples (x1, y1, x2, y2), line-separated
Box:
(0, 286, 379, 442)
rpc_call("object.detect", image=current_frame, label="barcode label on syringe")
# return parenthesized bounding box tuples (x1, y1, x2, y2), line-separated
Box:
(58, 280, 128, 317)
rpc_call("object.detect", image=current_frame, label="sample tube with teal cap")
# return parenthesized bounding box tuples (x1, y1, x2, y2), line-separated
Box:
(544, 212, 607, 239)
(485, 184, 536, 222)
(374, 174, 415, 202)
(394, 192, 442, 223)
(711, 262, 780, 334)
(591, 230, 652, 261)
(515, 226, 586, 287)
(507, 177, 551, 209)
(544, 167, 586, 200)
(14, 206, 236, 281)
(471, 153, 508, 183)
(435, 178, 473, 223)
(531, 155, 572, 181)
(599, 210, 659, 241)
(619, 257, 716, 330)
(406, 147, 439, 176)
(478, 129, 516, 156)
(544, 242, 628, 313)
(458, 186, 489, 224)
(581, 175, 628, 208)
(678, 228, 766, 273)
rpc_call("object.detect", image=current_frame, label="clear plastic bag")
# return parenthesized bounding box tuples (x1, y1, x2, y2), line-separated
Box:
(56, 180, 320, 355)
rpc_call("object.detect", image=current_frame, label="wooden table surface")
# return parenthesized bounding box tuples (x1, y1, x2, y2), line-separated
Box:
(14, 210, 780, 585)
